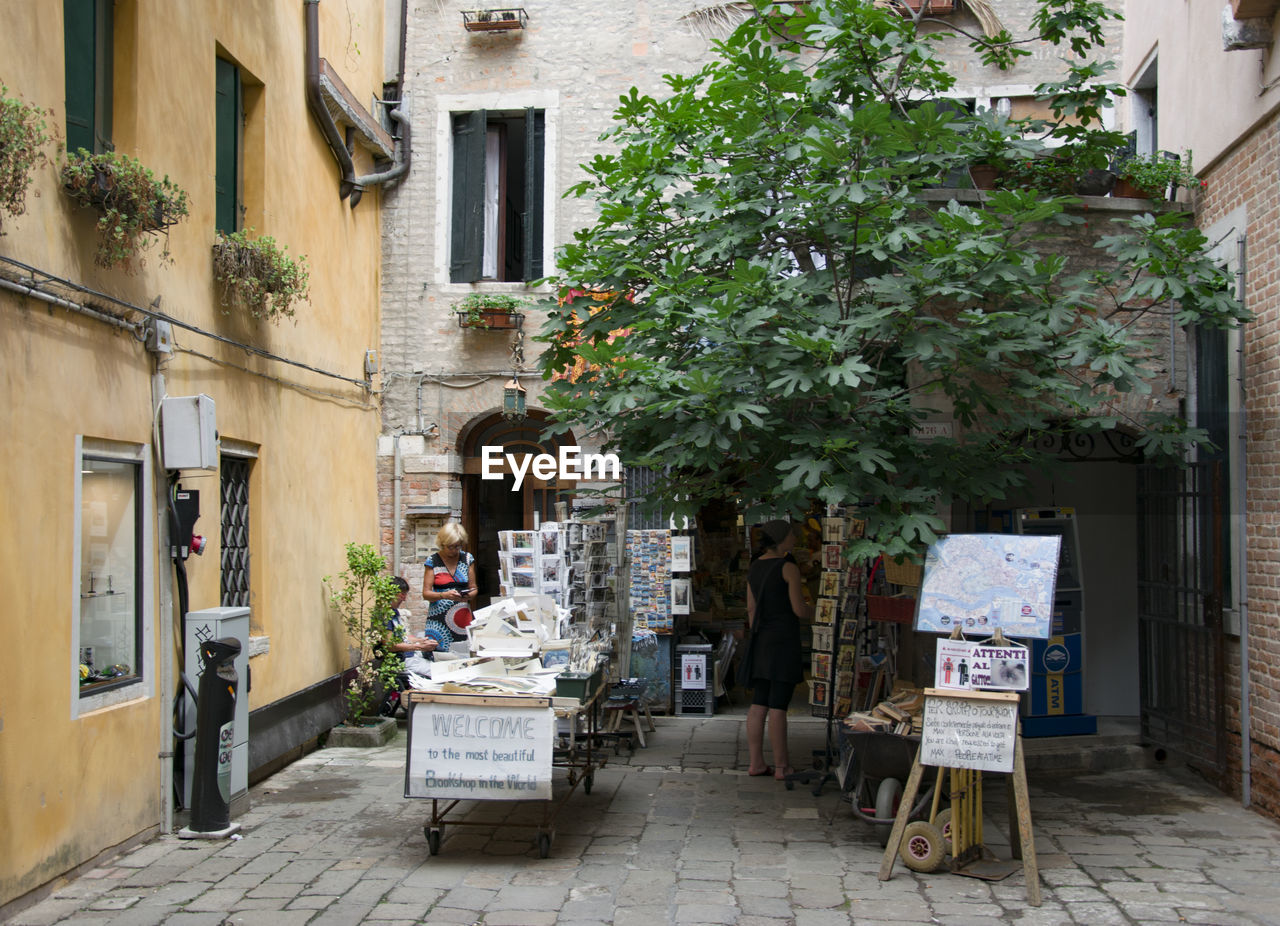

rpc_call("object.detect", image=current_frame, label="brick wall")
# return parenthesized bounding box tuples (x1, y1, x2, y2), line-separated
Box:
(1198, 112, 1280, 820)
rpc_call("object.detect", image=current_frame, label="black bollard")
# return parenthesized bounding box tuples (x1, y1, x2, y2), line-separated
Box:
(187, 637, 241, 834)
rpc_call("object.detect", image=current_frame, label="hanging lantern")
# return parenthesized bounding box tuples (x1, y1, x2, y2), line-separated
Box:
(503, 376, 527, 421)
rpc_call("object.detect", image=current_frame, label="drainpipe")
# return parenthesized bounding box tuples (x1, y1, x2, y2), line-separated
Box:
(1236, 233, 1251, 808)
(151, 370, 175, 835)
(304, 0, 355, 199)
(305, 0, 412, 206)
(393, 434, 403, 576)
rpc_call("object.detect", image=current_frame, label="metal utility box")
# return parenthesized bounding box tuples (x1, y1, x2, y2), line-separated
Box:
(675, 642, 714, 716)
(161, 394, 218, 471)
(183, 607, 249, 813)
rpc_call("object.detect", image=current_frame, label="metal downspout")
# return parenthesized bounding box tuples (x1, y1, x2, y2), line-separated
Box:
(304, 0, 355, 199)
(1236, 233, 1251, 808)
(152, 370, 175, 834)
(393, 435, 403, 577)
(353, 107, 411, 191)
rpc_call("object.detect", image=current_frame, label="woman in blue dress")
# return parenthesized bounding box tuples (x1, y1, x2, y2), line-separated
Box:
(421, 521, 478, 646)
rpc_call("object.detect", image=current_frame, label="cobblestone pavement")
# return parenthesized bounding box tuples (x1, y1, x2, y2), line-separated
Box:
(11, 714, 1280, 925)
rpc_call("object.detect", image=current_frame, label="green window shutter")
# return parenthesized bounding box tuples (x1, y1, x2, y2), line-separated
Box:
(63, 0, 112, 154)
(523, 108, 544, 282)
(93, 0, 112, 152)
(450, 110, 486, 284)
(215, 58, 242, 234)
(64, 0, 96, 153)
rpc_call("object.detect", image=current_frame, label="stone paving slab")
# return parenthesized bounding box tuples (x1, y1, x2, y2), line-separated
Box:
(9, 714, 1280, 925)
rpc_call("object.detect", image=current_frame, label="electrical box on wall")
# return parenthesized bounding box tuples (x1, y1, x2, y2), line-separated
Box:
(161, 395, 218, 471)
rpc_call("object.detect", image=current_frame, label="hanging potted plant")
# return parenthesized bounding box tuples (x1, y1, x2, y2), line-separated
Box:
(325, 543, 403, 746)
(212, 229, 311, 324)
(62, 149, 189, 269)
(1112, 151, 1201, 201)
(0, 84, 51, 235)
(455, 292, 527, 330)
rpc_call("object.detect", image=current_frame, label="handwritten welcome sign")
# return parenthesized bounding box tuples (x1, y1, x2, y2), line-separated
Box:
(920, 689, 1019, 773)
(405, 696, 554, 800)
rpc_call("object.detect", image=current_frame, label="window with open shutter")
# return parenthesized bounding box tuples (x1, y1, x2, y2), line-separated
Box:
(63, 0, 113, 154)
(450, 108, 545, 283)
(215, 58, 243, 234)
(523, 107, 545, 280)
(450, 110, 487, 283)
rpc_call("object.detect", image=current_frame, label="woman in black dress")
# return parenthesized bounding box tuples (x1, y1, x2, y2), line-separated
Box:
(744, 519, 812, 779)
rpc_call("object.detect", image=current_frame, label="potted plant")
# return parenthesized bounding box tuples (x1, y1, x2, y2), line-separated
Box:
(212, 229, 311, 324)
(62, 149, 189, 269)
(0, 84, 50, 235)
(960, 112, 1037, 190)
(1112, 150, 1200, 200)
(325, 543, 403, 745)
(1003, 141, 1118, 197)
(455, 291, 527, 329)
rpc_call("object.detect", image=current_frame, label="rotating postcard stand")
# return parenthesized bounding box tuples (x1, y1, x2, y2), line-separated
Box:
(876, 533, 1061, 907)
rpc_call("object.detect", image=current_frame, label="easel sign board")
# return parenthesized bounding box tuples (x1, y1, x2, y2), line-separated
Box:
(920, 689, 1019, 774)
(405, 694, 554, 800)
(915, 534, 1060, 639)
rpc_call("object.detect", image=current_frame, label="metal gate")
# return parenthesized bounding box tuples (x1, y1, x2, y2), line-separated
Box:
(1136, 461, 1227, 783)
(220, 456, 251, 607)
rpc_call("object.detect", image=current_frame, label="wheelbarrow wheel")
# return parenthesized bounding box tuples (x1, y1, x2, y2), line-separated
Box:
(934, 807, 953, 855)
(899, 821, 945, 873)
(874, 777, 903, 848)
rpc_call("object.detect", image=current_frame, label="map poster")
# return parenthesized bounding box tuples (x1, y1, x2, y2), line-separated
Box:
(914, 534, 1061, 639)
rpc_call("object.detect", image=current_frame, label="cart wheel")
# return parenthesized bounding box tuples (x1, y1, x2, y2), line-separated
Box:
(537, 832, 552, 858)
(934, 808, 953, 855)
(583, 773, 594, 795)
(426, 827, 441, 856)
(874, 777, 903, 848)
(899, 821, 945, 873)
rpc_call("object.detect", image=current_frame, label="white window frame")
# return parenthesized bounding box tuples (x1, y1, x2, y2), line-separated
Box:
(434, 90, 559, 289)
(72, 436, 155, 717)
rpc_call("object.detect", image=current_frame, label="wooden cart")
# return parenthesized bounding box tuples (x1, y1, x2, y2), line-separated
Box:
(403, 686, 608, 858)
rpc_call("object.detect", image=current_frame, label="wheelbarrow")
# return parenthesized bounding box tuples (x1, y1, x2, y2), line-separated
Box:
(842, 730, 940, 848)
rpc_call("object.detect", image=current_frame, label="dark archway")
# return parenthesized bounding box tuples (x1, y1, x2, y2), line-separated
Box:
(458, 411, 576, 605)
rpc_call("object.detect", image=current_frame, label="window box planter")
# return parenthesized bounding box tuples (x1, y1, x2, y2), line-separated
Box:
(897, 0, 956, 13)
(61, 149, 188, 268)
(212, 230, 311, 324)
(455, 292, 528, 330)
(0, 84, 51, 234)
(457, 309, 524, 330)
(462, 8, 527, 32)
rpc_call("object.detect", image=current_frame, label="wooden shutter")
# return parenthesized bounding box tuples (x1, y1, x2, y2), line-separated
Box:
(523, 108, 545, 281)
(215, 58, 242, 234)
(450, 110, 487, 283)
(64, 0, 96, 153)
(92, 0, 112, 151)
(63, 0, 112, 153)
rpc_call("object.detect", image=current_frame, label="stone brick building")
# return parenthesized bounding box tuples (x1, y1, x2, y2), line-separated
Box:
(378, 0, 1125, 611)
(1123, 0, 1280, 822)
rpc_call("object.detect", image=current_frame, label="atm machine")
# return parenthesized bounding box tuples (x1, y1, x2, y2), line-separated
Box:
(1015, 507, 1097, 736)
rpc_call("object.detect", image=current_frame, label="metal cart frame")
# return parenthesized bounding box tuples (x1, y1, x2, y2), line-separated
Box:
(404, 688, 608, 858)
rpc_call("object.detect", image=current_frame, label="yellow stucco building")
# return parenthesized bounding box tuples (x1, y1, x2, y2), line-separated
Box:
(0, 0, 401, 909)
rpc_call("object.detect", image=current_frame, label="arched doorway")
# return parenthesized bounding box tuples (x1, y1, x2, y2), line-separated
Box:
(459, 411, 577, 605)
